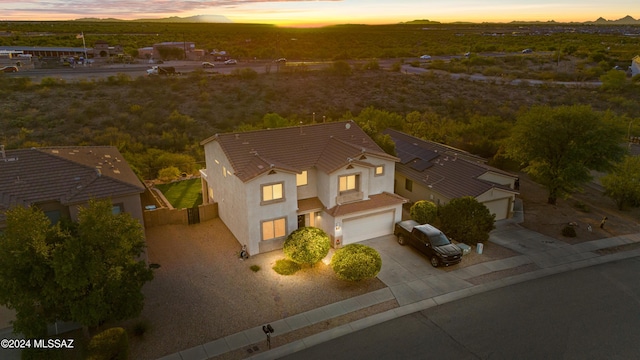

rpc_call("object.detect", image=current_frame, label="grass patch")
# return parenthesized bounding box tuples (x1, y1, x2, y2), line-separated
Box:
(250, 265, 261, 272)
(156, 178, 202, 209)
(272, 259, 302, 275)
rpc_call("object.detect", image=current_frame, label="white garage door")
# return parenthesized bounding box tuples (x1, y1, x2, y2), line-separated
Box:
(342, 210, 395, 245)
(482, 198, 509, 220)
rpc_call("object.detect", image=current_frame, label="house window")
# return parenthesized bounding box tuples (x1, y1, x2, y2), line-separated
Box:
(375, 165, 384, 176)
(262, 182, 284, 203)
(405, 179, 413, 192)
(339, 174, 359, 193)
(112, 203, 124, 215)
(262, 217, 286, 240)
(296, 171, 308, 186)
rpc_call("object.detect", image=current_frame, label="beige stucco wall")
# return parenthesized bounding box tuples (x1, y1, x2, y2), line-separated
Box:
(394, 173, 449, 206)
(203, 141, 250, 251)
(246, 171, 298, 255)
(296, 168, 319, 200)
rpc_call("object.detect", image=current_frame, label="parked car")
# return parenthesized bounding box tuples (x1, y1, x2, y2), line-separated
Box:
(0, 66, 19, 73)
(224, 59, 238, 65)
(275, 58, 287, 63)
(522, 48, 533, 54)
(394, 220, 462, 267)
(420, 55, 432, 60)
(202, 61, 216, 68)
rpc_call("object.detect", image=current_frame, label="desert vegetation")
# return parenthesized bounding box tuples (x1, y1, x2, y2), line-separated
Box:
(1, 22, 639, 183)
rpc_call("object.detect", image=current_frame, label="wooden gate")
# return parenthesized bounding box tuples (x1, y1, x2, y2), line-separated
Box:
(187, 206, 200, 225)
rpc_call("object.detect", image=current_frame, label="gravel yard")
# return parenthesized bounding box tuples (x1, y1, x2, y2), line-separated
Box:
(128, 219, 386, 359)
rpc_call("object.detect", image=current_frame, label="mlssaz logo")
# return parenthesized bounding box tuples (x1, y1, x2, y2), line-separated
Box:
(34, 339, 75, 349)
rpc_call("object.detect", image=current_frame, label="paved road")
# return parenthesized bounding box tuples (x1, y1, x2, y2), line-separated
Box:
(280, 256, 640, 360)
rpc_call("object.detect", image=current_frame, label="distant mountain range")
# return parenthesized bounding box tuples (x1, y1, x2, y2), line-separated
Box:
(74, 15, 232, 23)
(587, 15, 640, 25)
(72, 14, 640, 25)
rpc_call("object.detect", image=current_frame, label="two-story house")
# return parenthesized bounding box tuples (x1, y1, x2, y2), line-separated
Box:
(200, 121, 407, 255)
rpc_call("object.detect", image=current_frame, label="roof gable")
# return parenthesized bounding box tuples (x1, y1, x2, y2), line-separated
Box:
(205, 121, 398, 182)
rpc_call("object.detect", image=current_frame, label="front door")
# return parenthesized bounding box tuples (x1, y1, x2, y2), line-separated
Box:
(297, 214, 305, 229)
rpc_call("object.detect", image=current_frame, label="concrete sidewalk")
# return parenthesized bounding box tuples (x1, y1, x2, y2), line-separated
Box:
(159, 213, 640, 360)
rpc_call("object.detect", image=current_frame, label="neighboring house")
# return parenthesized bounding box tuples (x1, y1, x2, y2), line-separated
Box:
(200, 121, 407, 255)
(631, 55, 640, 77)
(384, 129, 519, 220)
(0, 146, 145, 229)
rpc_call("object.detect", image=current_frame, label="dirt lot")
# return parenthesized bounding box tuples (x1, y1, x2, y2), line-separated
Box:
(518, 173, 640, 244)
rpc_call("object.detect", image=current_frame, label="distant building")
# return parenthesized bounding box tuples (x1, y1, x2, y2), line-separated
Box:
(137, 41, 205, 61)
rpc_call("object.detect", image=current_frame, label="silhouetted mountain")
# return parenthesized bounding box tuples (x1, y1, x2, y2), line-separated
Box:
(74, 15, 232, 23)
(586, 15, 639, 24)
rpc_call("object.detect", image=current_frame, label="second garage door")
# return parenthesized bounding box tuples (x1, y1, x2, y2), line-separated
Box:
(342, 210, 395, 245)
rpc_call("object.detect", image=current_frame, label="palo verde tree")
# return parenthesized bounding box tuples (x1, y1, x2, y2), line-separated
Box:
(601, 155, 640, 210)
(54, 199, 154, 336)
(0, 207, 71, 338)
(505, 105, 626, 204)
(0, 199, 154, 339)
(438, 197, 495, 245)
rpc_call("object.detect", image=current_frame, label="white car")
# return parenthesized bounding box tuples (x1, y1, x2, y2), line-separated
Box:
(202, 62, 215, 68)
(224, 59, 238, 65)
(420, 55, 432, 60)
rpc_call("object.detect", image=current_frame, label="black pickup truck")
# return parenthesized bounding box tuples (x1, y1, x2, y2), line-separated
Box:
(394, 220, 462, 267)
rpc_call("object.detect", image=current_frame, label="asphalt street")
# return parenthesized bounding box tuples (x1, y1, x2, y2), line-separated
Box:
(280, 256, 640, 360)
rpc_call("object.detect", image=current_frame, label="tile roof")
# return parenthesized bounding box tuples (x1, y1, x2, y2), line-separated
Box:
(325, 192, 407, 217)
(0, 146, 144, 219)
(383, 129, 518, 199)
(202, 121, 399, 182)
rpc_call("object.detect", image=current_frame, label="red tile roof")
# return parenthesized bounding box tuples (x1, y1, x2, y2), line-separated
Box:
(202, 121, 398, 182)
(0, 146, 144, 219)
(325, 192, 407, 217)
(384, 129, 518, 199)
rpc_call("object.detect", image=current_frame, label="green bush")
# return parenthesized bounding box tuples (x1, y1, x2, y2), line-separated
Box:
(331, 244, 382, 281)
(250, 265, 261, 272)
(283, 227, 330, 266)
(87, 327, 129, 360)
(272, 258, 302, 275)
(410, 200, 438, 224)
(562, 225, 577, 237)
(438, 197, 495, 245)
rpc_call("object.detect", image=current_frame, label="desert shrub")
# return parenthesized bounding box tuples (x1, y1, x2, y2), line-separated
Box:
(272, 258, 302, 275)
(132, 320, 150, 338)
(158, 166, 181, 182)
(331, 244, 382, 281)
(87, 327, 129, 360)
(363, 60, 380, 70)
(410, 200, 438, 224)
(438, 197, 495, 245)
(250, 265, 261, 272)
(283, 227, 330, 265)
(573, 201, 590, 213)
(562, 225, 577, 237)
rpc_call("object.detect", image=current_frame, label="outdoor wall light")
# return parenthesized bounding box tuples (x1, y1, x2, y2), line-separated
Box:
(335, 223, 341, 231)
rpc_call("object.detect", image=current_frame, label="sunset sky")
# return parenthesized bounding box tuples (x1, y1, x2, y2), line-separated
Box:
(1, 0, 638, 27)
